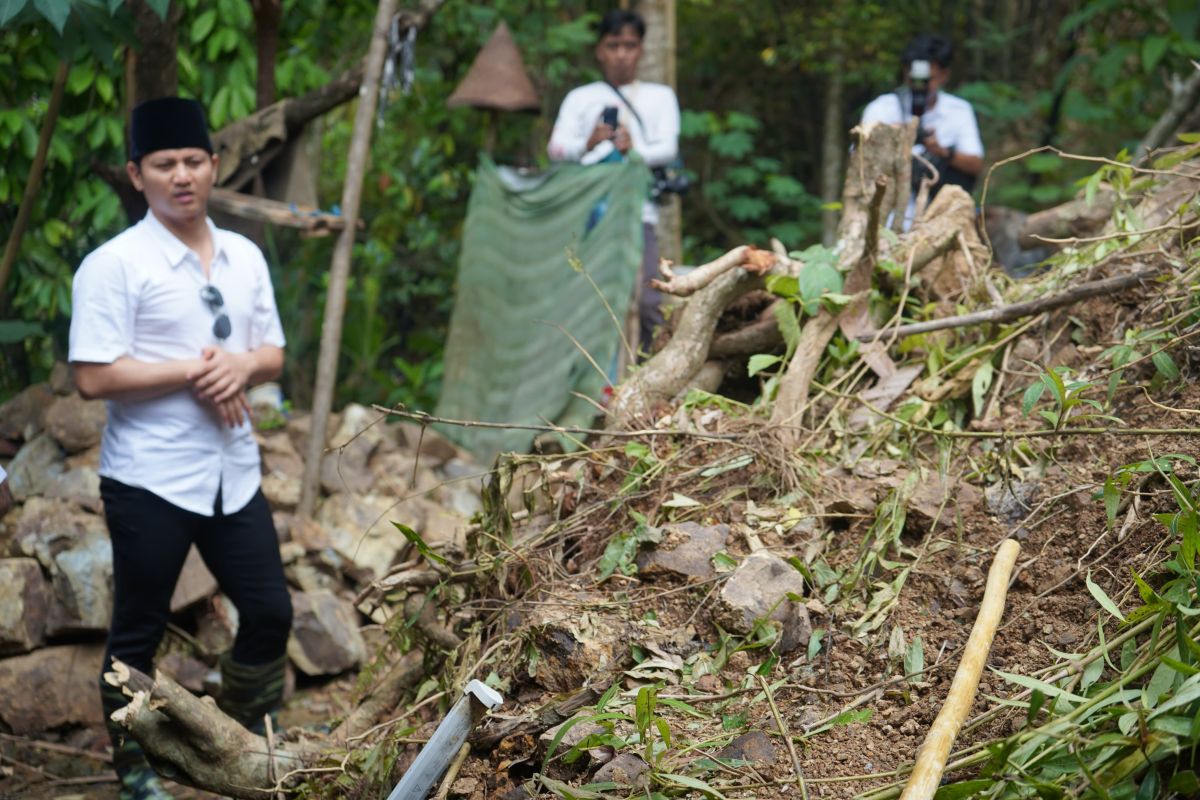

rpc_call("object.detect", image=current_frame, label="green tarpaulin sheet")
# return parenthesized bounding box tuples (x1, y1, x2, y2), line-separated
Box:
(435, 157, 647, 463)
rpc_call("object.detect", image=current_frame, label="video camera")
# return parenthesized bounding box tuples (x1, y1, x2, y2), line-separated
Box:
(650, 165, 690, 203)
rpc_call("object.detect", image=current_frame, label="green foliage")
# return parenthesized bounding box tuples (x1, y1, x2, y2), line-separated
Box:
(681, 109, 822, 258)
(949, 457, 1200, 799)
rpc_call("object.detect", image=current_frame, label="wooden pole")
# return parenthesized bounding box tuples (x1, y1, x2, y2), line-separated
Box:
(0, 60, 68, 310)
(298, 0, 398, 518)
(899, 539, 1021, 800)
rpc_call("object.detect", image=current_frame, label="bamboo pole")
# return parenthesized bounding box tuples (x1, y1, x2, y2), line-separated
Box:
(298, 0, 397, 518)
(899, 538, 1021, 800)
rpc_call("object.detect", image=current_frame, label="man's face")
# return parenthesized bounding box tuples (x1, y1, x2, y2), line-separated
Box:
(596, 25, 643, 85)
(126, 147, 218, 227)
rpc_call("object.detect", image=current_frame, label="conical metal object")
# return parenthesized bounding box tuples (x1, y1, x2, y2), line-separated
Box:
(447, 21, 540, 113)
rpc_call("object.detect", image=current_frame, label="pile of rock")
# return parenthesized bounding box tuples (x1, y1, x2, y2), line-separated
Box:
(0, 366, 479, 736)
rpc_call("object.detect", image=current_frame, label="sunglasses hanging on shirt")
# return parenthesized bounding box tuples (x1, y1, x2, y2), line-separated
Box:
(199, 285, 232, 341)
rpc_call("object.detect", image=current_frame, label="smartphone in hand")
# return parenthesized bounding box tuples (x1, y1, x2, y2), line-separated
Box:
(601, 106, 618, 131)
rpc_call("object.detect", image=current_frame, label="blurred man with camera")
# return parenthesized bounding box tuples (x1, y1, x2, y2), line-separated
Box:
(549, 8, 682, 353)
(862, 33, 984, 226)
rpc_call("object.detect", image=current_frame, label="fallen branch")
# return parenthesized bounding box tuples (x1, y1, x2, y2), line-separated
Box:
(608, 267, 762, 426)
(710, 304, 784, 357)
(651, 246, 774, 297)
(332, 650, 426, 743)
(770, 176, 889, 445)
(1136, 61, 1200, 164)
(374, 405, 742, 441)
(405, 593, 464, 650)
(900, 539, 1020, 800)
(856, 268, 1162, 342)
(105, 660, 313, 798)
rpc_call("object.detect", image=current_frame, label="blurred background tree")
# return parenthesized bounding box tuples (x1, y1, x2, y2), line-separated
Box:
(2, 0, 1197, 407)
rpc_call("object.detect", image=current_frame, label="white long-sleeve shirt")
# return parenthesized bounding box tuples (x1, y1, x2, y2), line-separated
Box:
(548, 80, 680, 224)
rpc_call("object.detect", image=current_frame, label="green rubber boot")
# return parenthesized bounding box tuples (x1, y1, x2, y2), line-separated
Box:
(100, 679, 175, 800)
(217, 653, 287, 735)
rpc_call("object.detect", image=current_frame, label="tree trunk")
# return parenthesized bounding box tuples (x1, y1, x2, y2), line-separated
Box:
(769, 121, 914, 449)
(106, 662, 317, 798)
(820, 43, 845, 247)
(115, 0, 184, 222)
(127, 0, 181, 105)
(635, 0, 682, 266)
(298, 0, 401, 519)
(251, 0, 283, 110)
(0, 60, 68, 313)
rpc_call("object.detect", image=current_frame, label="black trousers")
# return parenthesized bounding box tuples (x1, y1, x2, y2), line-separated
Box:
(99, 477, 293, 675)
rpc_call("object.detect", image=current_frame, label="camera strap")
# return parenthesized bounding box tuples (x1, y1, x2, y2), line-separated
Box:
(604, 80, 653, 142)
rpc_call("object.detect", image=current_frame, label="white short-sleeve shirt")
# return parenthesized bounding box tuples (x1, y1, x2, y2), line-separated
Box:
(861, 90, 984, 159)
(69, 211, 286, 516)
(861, 89, 983, 229)
(548, 80, 680, 224)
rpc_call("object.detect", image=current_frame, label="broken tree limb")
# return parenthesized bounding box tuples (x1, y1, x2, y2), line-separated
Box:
(106, 660, 314, 798)
(1017, 191, 1116, 250)
(332, 649, 426, 743)
(208, 187, 351, 233)
(1136, 63, 1200, 164)
(883, 184, 977, 275)
(900, 539, 1020, 800)
(770, 175, 889, 446)
(710, 304, 784, 357)
(405, 593, 464, 651)
(609, 267, 762, 426)
(651, 245, 774, 296)
(856, 268, 1162, 343)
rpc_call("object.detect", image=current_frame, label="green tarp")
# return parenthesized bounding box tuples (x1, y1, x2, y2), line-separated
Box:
(435, 157, 647, 463)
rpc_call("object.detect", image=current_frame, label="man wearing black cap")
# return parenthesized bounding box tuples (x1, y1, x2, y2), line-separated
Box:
(69, 97, 292, 800)
(862, 33, 984, 226)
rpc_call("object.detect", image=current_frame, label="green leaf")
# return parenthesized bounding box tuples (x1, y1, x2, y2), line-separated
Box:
(657, 773, 728, 799)
(992, 669, 1087, 702)
(1022, 380, 1045, 416)
(391, 521, 447, 565)
(0, 320, 44, 343)
(32, 0, 68, 33)
(1086, 570, 1125, 621)
(971, 361, 994, 418)
(144, 0, 169, 19)
(748, 353, 782, 377)
(1103, 476, 1119, 532)
(1152, 349, 1180, 380)
(0, 0, 29, 28)
(774, 301, 800, 353)
(1169, 771, 1200, 794)
(192, 9, 217, 43)
(1027, 688, 1046, 724)
(933, 780, 992, 800)
(538, 774, 607, 799)
(764, 274, 799, 300)
(1135, 768, 1159, 800)
(1141, 35, 1169, 73)
(798, 260, 842, 316)
(662, 492, 700, 508)
(807, 628, 825, 661)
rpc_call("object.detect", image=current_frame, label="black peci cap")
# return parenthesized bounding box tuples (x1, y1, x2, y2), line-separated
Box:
(129, 97, 213, 163)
